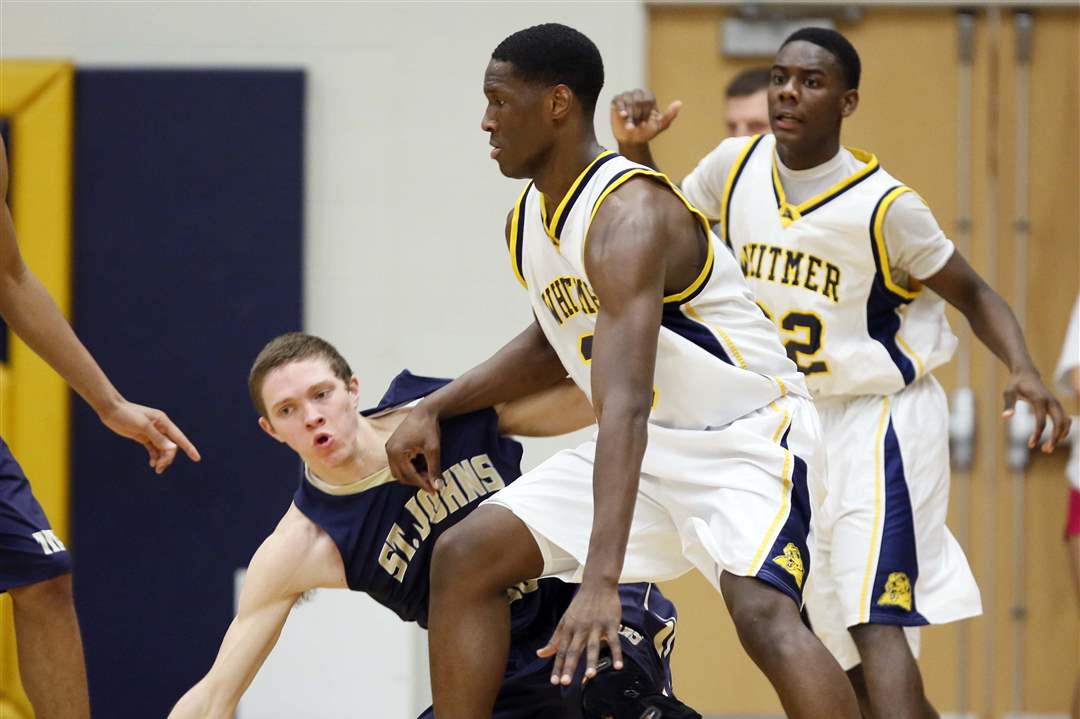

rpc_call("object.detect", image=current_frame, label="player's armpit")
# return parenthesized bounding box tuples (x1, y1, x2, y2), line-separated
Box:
(496, 377, 595, 437)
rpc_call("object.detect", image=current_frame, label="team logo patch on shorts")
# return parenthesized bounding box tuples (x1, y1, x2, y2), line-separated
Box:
(771, 543, 804, 588)
(876, 571, 913, 611)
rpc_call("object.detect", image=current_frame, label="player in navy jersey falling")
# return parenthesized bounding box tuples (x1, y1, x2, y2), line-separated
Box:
(170, 332, 697, 719)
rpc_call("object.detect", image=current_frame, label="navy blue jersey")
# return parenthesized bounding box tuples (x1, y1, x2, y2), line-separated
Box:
(294, 372, 681, 716)
(293, 371, 524, 627)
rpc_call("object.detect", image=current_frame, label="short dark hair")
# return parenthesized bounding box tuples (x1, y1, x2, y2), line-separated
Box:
(725, 67, 771, 98)
(248, 332, 353, 418)
(780, 27, 861, 90)
(492, 23, 605, 116)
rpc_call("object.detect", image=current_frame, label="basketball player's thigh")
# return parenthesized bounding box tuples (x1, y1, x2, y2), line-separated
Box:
(484, 440, 688, 584)
(652, 394, 820, 601)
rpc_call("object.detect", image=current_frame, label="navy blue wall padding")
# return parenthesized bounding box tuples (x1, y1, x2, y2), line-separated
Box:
(72, 69, 304, 717)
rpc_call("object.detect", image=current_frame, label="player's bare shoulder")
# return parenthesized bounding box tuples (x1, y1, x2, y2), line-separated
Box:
(587, 175, 705, 293)
(258, 503, 347, 592)
(591, 176, 696, 248)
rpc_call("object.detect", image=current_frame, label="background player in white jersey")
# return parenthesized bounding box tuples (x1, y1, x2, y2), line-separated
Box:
(609, 26, 1071, 719)
(170, 333, 696, 719)
(387, 23, 861, 719)
(0, 136, 200, 718)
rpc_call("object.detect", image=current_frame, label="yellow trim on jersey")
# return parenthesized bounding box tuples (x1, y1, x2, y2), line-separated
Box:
(896, 333, 927, 379)
(581, 166, 715, 305)
(539, 150, 615, 246)
(684, 304, 747, 369)
(859, 397, 892, 623)
(770, 375, 789, 397)
(748, 404, 793, 574)
(720, 134, 762, 243)
(772, 147, 880, 228)
(872, 186, 921, 301)
(507, 183, 530, 289)
(769, 402, 791, 442)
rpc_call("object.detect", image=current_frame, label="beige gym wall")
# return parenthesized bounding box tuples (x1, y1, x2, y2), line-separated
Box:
(647, 5, 1080, 716)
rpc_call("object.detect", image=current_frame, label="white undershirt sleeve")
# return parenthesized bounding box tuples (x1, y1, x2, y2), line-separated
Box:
(679, 137, 747, 221)
(881, 191, 956, 283)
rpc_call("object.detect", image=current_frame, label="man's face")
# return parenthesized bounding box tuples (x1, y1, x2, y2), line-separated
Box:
(257, 357, 360, 469)
(725, 89, 770, 137)
(767, 41, 857, 152)
(481, 59, 554, 179)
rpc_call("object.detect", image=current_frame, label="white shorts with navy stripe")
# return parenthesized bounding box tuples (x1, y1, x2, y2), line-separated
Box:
(804, 374, 982, 670)
(485, 394, 824, 606)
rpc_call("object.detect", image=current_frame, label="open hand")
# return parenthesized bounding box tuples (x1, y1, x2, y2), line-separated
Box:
(537, 581, 623, 686)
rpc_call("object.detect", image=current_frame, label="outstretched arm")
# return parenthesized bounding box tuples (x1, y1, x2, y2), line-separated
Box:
(923, 250, 1071, 451)
(170, 506, 345, 719)
(0, 137, 198, 472)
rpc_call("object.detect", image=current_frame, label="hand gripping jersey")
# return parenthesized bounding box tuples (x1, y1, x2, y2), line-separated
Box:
(291, 373, 678, 703)
(720, 134, 957, 399)
(507, 150, 807, 430)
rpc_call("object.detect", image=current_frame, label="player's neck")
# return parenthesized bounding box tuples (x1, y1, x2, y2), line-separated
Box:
(534, 136, 604, 210)
(775, 135, 842, 171)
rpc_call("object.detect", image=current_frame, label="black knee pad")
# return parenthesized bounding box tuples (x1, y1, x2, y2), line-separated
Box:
(580, 653, 701, 719)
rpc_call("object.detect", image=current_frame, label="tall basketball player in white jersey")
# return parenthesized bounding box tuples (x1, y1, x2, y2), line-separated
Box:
(610, 27, 1071, 719)
(386, 22, 862, 719)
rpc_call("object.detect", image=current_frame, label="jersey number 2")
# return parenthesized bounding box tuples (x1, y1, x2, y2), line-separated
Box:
(758, 304, 829, 376)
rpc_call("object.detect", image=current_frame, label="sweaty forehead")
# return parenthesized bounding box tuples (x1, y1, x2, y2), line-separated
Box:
(775, 40, 841, 77)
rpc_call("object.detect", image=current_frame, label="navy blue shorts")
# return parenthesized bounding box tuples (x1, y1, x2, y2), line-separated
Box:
(0, 438, 72, 592)
(416, 582, 676, 719)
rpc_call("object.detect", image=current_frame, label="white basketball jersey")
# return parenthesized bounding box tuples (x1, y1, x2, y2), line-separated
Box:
(720, 135, 957, 399)
(507, 150, 807, 431)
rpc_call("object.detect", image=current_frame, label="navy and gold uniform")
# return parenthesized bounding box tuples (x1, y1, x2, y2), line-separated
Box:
(294, 371, 680, 718)
(0, 437, 72, 591)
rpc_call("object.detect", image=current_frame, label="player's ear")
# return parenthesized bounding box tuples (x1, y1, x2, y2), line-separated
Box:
(258, 415, 284, 443)
(840, 88, 859, 119)
(347, 375, 360, 406)
(550, 84, 573, 121)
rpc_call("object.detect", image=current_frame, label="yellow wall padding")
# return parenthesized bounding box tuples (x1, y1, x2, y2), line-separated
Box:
(0, 59, 74, 719)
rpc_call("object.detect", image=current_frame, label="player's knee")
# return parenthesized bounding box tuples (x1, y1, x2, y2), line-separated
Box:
(728, 587, 800, 655)
(9, 572, 76, 612)
(848, 623, 914, 669)
(430, 521, 496, 594)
